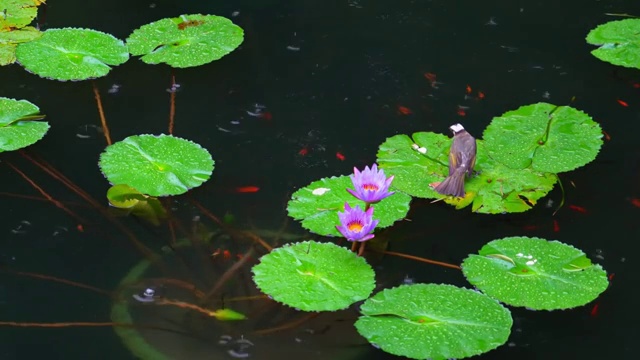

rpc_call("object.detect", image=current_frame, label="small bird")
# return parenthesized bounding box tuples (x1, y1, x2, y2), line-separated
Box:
(434, 123, 477, 198)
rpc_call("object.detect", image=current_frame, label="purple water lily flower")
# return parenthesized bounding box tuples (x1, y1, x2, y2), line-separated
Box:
(336, 203, 379, 242)
(347, 164, 395, 204)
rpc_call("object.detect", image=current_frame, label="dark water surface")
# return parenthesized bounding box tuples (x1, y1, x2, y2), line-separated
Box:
(1, 0, 638, 359)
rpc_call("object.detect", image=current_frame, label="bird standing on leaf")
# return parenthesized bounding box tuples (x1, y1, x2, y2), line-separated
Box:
(433, 123, 477, 198)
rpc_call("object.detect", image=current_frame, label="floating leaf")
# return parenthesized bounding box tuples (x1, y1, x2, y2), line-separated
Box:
(355, 284, 512, 360)
(377, 133, 556, 213)
(126, 14, 244, 68)
(0, 0, 39, 30)
(586, 19, 640, 69)
(16, 28, 129, 81)
(99, 134, 214, 197)
(443, 141, 557, 213)
(483, 103, 603, 173)
(376, 132, 450, 199)
(462, 236, 609, 310)
(287, 175, 411, 236)
(0, 26, 42, 65)
(0, 25, 41, 43)
(252, 241, 375, 312)
(0, 97, 48, 152)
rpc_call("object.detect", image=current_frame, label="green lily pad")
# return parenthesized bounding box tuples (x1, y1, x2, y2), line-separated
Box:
(443, 141, 557, 213)
(462, 236, 610, 310)
(483, 103, 603, 173)
(377, 132, 557, 213)
(16, 28, 129, 81)
(0, 0, 39, 30)
(0, 97, 48, 152)
(99, 134, 214, 197)
(252, 241, 375, 312)
(355, 284, 512, 360)
(287, 175, 411, 236)
(126, 14, 244, 68)
(586, 19, 640, 69)
(376, 132, 451, 199)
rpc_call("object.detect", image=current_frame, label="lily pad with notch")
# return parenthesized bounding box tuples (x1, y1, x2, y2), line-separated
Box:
(16, 28, 129, 81)
(287, 175, 411, 236)
(126, 14, 244, 68)
(482, 103, 603, 173)
(586, 19, 640, 69)
(355, 283, 512, 360)
(0, 97, 48, 152)
(99, 134, 214, 197)
(462, 236, 609, 310)
(252, 241, 375, 312)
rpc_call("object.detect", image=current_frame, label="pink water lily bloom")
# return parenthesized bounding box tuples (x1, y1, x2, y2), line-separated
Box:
(347, 164, 395, 204)
(336, 203, 379, 242)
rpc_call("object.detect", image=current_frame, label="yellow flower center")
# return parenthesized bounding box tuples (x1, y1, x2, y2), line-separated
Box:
(363, 184, 379, 191)
(348, 221, 364, 233)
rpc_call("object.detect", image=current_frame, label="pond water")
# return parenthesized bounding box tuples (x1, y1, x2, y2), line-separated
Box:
(0, 0, 637, 359)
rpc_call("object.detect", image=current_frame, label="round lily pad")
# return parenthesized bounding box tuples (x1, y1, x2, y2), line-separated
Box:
(355, 284, 512, 360)
(376, 132, 557, 213)
(483, 103, 603, 173)
(252, 241, 375, 312)
(16, 28, 129, 81)
(287, 175, 411, 236)
(0, 97, 48, 152)
(0, 0, 39, 30)
(99, 134, 214, 197)
(126, 14, 244, 68)
(462, 236, 610, 310)
(586, 19, 640, 69)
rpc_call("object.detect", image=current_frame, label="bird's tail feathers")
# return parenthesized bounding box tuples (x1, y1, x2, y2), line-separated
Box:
(434, 172, 466, 198)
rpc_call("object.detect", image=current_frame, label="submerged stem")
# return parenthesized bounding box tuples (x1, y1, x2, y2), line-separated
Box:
(377, 250, 461, 270)
(4, 161, 88, 225)
(168, 70, 176, 134)
(91, 81, 111, 145)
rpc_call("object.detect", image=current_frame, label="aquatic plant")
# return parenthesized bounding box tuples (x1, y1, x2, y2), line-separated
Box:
(16, 28, 129, 81)
(586, 18, 640, 69)
(462, 236, 609, 310)
(0, 26, 41, 65)
(99, 134, 215, 197)
(347, 164, 395, 204)
(126, 14, 244, 68)
(377, 103, 602, 213)
(356, 284, 513, 360)
(287, 175, 411, 236)
(254, 104, 608, 358)
(252, 241, 375, 311)
(0, 0, 44, 65)
(335, 203, 379, 242)
(0, 97, 48, 152)
(252, 234, 608, 359)
(0, 3, 612, 360)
